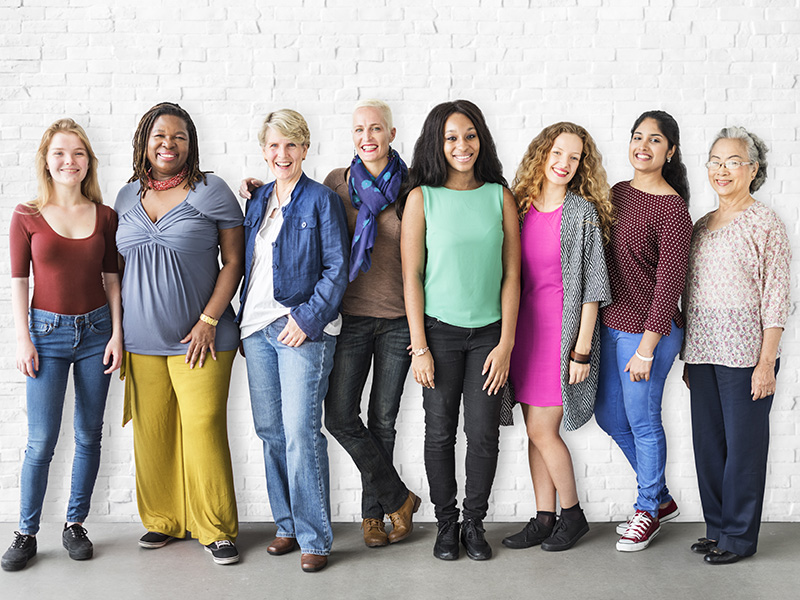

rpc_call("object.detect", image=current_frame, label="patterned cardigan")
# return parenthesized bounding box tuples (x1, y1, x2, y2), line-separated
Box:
(557, 191, 612, 431)
(502, 191, 612, 430)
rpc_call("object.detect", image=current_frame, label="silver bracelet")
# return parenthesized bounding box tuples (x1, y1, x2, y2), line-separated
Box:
(635, 350, 654, 362)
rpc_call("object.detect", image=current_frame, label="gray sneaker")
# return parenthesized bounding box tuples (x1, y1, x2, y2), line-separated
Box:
(2, 532, 37, 571)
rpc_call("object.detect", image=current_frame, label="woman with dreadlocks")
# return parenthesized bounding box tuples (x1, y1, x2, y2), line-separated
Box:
(114, 102, 244, 565)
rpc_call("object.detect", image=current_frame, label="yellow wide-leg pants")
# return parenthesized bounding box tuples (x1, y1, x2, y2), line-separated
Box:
(124, 351, 238, 545)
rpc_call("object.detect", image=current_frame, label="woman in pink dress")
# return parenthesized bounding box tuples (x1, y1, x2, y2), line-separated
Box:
(503, 123, 612, 552)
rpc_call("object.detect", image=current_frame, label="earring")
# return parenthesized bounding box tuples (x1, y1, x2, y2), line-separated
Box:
(667, 157, 672, 163)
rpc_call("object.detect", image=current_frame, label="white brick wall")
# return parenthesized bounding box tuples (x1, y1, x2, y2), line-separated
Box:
(1, 0, 798, 525)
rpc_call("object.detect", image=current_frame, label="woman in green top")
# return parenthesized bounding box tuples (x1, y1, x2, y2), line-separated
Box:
(401, 100, 521, 562)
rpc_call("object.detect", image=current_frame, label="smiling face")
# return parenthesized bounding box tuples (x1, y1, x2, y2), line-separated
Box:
(707, 137, 758, 200)
(628, 117, 674, 174)
(262, 127, 308, 185)
(146, 114, 190, 180)
(543, 132, 583, 189)
(352, 106, 396, 173)
(46, 132, 89, 188)
(442, 112, 480, 174)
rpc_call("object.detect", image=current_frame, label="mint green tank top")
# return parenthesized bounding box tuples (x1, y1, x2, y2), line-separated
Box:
(423, 183, 505, 328)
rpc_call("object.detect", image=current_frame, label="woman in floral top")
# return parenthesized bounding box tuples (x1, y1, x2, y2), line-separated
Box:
(682, 126, 791, 566)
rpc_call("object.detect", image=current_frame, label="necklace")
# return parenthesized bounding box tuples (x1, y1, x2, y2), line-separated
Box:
(147, 166, 188, 191)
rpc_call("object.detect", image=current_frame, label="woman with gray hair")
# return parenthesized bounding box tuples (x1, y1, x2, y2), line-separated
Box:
(238, 109, 349, 572)
(682, 127, 791, 565)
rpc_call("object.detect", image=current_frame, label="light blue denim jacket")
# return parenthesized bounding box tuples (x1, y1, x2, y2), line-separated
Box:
(238, 173, 349, 341)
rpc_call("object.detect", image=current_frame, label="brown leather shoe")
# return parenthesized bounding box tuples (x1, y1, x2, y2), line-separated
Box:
(267, 537, 297, 556)
(387, 491, 421, 543)
(362, 518, 389, 547)
(300, 553, 328, 572)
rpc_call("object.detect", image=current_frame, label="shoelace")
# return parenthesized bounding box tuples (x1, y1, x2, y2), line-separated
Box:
(463, 520, 485, 538)
(66, 524, 88, 539)
(11, 532, 33, 548)
(363, 519, 384, 532)
(623, 512, 653, 539)
(213, 540, 233, 549)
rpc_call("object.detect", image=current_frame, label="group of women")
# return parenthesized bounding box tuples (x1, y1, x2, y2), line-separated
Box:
(3, 98, 790, 574)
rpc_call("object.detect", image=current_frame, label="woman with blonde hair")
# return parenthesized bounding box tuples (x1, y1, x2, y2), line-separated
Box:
(502, 122, 611, 553)
(3, 119, 122, 572)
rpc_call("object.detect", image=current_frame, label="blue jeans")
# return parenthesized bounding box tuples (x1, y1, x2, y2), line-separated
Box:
(19, 305, 112, 535)
(324, 315, 411, 519)
(423, 317, 502, 524)
(594, 321, 682, 518)
(242, 316, 336, 555)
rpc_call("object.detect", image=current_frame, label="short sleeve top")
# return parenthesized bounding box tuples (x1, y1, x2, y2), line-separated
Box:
(115, 174, 244, 355)
(9, 203, 118, 315)
(601, 181, 693, 336)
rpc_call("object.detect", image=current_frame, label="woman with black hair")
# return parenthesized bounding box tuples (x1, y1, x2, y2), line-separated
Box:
(401, 100, 520, 561)
(594, 110, 693, 552)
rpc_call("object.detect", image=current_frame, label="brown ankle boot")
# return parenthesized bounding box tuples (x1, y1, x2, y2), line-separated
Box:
(387, 491, 421, 543)
(362, 518, 389, 547)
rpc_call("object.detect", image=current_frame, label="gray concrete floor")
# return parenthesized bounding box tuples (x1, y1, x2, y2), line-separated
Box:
(1, 522, 798, 599)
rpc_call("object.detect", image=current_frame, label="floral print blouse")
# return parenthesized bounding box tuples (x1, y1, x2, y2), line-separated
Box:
(682, 201, 791, 368)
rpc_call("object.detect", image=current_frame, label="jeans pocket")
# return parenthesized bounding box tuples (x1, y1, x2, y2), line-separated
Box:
(88, 312, 112, 335)
(424, 316, 441, 331)
(29, 319, 54, 336)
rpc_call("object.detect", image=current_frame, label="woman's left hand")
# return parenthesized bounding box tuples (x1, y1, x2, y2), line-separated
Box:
(751, 360, 776, 400)
(103, 334, 124, 374)
(482, 343, 512, 395)
(278, 315, 307, 347)
(180, 320, 217, 368)
(568, 360, 590, 385)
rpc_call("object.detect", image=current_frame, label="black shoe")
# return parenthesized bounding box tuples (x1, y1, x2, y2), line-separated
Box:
(704, 548, 743, 565)
(62, 523, 93, 560)
(691, 537, 717, 554)
(1, 532, 37, 572)
(433, 521, 460, 561)
(139, 531, 175, 549)
(541, 514, 590, 552)
(502, 517, 554, 549)
(205, 540, 239, 565)
(460, 518, 492, 561)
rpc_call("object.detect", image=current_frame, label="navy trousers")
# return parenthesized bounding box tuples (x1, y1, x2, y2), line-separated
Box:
(687, 361, 779, 557)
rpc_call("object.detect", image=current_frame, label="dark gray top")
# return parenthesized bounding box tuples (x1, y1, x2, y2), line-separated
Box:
(115, 174, 244, 355)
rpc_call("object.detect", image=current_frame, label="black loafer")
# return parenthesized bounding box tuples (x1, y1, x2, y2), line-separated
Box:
(691, 538, 717, 554)
(433, 521, 460, 561)
(704, 548, 743, 565)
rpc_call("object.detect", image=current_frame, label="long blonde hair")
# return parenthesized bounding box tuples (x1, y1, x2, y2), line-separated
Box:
(513, 122, 613, 240)
(30, 118, 102, 211)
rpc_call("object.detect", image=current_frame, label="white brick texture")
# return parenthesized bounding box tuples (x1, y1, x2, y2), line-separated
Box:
(1, 0, 798, 524)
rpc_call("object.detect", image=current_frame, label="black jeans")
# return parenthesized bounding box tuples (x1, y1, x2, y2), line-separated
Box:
(324, 315, 411, 518)
(423, 317, 502, 524)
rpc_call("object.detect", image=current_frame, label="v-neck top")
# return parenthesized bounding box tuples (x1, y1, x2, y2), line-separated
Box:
(115, 174, 244, 355)
(10, 202, 118, 315)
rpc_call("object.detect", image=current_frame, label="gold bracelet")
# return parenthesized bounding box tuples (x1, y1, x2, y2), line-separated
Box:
(199, 313, 219, 327)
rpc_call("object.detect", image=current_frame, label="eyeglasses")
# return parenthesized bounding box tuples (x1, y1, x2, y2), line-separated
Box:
(705, 160, 753, 171)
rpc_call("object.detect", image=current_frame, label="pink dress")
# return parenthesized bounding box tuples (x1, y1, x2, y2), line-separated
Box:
(510, 206, 564, 406)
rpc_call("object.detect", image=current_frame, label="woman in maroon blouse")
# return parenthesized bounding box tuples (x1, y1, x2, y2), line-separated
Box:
(593, 110, 693, 553)
(3, 119, 122, 572)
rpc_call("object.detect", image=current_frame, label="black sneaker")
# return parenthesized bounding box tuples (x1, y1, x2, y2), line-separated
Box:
(62, 523, 93, 560)
(541, 514, 590, 552)
(502, 517, 554, 549)
(1, 532, 37, 572)
(139, 531, 174, 549)
(205, 540, 239, 565)
(460, 518, 492, 560)
(433, 521, 460, 561)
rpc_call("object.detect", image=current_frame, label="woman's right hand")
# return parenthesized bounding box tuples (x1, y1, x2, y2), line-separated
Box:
(17, 338, 38, 378)
(412, 352, 435, 389)
(238, 177, 264, 200)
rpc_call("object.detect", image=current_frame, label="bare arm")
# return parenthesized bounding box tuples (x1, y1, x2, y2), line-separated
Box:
(180, 225, 245, 368)
(751, 327, 783, 400)
(11, 277, 37, 378)
(482, 187, 521, 394)
(401, 187, 434, 388)
(568, 301, 599, 385)
(101, 272, 123, 374)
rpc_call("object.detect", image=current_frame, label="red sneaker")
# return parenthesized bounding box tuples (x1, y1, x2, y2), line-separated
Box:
(616, 510, 661, 552)
(616, 500, 679, 535)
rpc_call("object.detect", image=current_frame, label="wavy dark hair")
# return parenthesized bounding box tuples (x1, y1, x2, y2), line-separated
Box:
(398, 99, 506, 217)
(128, 102, 207, 194)
(630, 110, 690, 204)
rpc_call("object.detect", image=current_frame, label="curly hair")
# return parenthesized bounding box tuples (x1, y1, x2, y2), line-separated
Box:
(29, 118, 103, 212)
(630, 110, 690, 204)
(512, 122, 613, 240)
(128, 102, 207, 194)
(710, 126, 769, 193)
